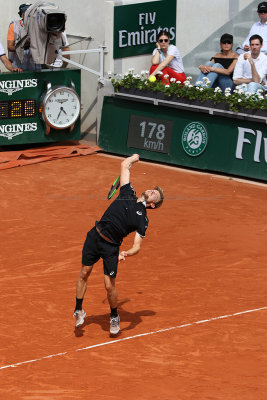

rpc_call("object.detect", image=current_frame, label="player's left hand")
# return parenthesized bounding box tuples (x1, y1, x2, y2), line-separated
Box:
(118, 251, 128, 262)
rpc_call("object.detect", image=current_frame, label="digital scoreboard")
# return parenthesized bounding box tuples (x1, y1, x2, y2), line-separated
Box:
(0, 69, 81, 145)
(0, 99, 36, 120)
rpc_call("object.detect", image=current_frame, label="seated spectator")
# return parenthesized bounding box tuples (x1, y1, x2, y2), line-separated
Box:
(195, 33, 238, 93)
(236, 2, 267, 55)
(0, 39, 21, 72)
(233, 34, 267, 93)
(149, 30, 186, 84)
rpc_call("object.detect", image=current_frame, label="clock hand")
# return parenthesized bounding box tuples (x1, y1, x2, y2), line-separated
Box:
(56, 107, 64, 120)
(61, 108, 68, 115)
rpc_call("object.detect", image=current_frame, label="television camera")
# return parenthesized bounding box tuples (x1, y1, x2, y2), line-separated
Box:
(16, 0, 67, 65)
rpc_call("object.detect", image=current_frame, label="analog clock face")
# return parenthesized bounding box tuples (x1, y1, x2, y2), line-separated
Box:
(43, 87, 80, 129)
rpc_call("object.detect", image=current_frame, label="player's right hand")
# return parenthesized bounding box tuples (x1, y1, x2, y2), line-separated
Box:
(131, 154, 139, 163)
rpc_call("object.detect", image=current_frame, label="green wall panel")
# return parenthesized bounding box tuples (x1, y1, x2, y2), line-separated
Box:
(114, 0, 176, 59)
(99, 96, 267, 182)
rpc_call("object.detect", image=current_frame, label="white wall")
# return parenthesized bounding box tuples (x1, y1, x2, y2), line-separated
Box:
(240, 0, 257, 9)
(0, 0, 256, 138)
(177, 0, 229, 57)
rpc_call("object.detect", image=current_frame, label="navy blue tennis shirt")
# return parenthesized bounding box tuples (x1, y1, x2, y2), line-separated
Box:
(96, 183, 148, 245)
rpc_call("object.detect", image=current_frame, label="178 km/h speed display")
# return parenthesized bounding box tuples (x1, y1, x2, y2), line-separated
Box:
(127, 114, 173, 154)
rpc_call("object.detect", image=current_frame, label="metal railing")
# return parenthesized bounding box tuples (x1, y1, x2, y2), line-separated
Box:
(61, 45, 107, 82)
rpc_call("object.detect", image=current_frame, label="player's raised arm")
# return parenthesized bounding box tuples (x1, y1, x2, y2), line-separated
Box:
(120, 154, 139, 186)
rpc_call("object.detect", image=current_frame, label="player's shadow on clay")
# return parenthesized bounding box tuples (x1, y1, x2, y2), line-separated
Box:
(74, 299, 156, 337)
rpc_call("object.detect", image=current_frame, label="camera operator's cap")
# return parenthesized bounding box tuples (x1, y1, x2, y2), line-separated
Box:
(18, 3, 32, 16)
(258, 2, 267, 12)
(220, 33, 233, 43)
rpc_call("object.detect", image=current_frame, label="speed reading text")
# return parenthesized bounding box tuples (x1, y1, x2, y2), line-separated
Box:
(127, 114, 173, 154)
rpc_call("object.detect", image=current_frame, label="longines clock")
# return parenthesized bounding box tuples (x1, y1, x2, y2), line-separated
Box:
(40, 82, 81, 134)
(0, 69, 81, 145)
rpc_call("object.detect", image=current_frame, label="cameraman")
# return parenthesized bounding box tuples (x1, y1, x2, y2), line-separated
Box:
(7, 3, 41, 71)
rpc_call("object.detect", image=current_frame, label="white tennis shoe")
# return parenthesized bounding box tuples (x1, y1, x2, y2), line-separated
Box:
(110, 315, 120, 335)
(73, 309, 86, 327)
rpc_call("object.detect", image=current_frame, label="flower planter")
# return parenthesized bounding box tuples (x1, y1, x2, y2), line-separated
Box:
(117, 87, 156, 99)
(112, 70, 267, 120)
(157, 93, 193, 104)
(199, 100, 216, 108)
(237, 106, 266, 117)
(156, 92, 169, 101)
(168, 95, 191, 104)
(117, 87, 136, 95)
(213, 102, 230, 111)
(134, 89, 156, 98)
(253, 109, 267, 117)
(115, 85, 267, 120)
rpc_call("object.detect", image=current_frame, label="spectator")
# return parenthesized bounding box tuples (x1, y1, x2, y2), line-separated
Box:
(233, 34, 267, 93)
(149, 30, 186, 84)
(236, 2, 267, 54)
(195, 33, 238, 93)
(7, 3, 41, 71)
(0, 39, 21, 72)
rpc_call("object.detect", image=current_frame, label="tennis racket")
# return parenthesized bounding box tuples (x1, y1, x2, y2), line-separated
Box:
(107, 175, 120, 200)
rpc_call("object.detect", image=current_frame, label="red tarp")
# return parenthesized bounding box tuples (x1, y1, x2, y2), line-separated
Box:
(0, 141, 101, 170)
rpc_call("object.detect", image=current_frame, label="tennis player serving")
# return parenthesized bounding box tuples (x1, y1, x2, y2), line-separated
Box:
(74, 154, 164, 335)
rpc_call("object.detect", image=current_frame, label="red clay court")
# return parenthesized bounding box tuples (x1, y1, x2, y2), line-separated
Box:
(0, 149, 267, 399)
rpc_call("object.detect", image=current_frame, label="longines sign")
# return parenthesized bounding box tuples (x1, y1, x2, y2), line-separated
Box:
(0, 123, 38, 140)
(0, 78, 38, 95)
(114, 0, 177, 59)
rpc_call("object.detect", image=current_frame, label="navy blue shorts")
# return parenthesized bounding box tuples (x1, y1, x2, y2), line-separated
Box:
(82, 227, 119, 278)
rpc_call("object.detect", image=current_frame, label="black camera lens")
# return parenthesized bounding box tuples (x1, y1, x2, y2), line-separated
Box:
(46, 13, 65, 32)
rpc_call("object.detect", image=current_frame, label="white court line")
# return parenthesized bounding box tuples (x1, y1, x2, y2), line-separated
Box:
(1, 306, 266, 371)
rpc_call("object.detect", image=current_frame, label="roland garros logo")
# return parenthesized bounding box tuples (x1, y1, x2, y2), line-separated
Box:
(182, 122, 208, 156)
(0, 79, 38, 96)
